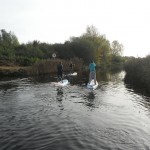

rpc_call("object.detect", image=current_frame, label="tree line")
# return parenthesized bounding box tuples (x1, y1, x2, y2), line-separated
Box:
(124, 55, 150, 95)
(0, 26, 124, 68)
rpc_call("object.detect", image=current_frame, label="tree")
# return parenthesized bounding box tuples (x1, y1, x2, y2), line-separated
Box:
(80, 25, 111, 67)
(110, 40, 124, 68)
(70, 37, 93, 63)
(82, 25, 99, 38)
(111, 40, 123, 56)
(0, 29, 19, 60)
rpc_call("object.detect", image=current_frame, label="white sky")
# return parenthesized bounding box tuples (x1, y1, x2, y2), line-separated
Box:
(0, 0, 150, 57)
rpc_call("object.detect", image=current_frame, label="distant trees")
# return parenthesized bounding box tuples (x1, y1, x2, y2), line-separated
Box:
(69, 36, 94, 63)
(15, 41, 54, 65)
(0, 27, 124, 68)
(69, 25, 123, 69)
(0, 29, 19, 60)
(69, 25, 111, 67)
(109, 40, 124, 69)
(111, 40, 123, 56)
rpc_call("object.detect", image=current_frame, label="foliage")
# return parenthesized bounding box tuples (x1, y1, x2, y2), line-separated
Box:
(70, 37, 94, 63)
(0, 29, 19, 60)
(111, 40, 123, 56)
(0, 28, 124, 69)
(70, 25, 112, 68)
(124, 55, 150, 94)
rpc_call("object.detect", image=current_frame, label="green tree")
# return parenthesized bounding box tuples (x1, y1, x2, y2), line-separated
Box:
(111, 40, 123, 56)
(80, 25, 111, 67)
(110, 40, 124, 68)
(0, 29, 19, 60)
(38, 43, 55, 59)
(69, 36, 94, 63)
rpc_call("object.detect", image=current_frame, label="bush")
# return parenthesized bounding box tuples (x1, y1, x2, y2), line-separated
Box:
(124, 55, 150, 94)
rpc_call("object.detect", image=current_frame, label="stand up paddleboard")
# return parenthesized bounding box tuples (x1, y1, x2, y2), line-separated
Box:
(52, 79, 69, 87)
(87, 80, 98, 90)
(68, 72, 77, 76)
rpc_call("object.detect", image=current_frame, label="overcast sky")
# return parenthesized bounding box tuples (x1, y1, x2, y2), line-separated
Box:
(0, 0, 150, 57)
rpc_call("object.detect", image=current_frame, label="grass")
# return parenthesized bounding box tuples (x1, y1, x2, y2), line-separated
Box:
(0, 66, 30, 77)
(29, 58, 83, 76)
(0, 66, 28, 71)
(0, 58, 83, 77)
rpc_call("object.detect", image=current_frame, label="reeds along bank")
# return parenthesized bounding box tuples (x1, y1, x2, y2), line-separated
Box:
(29, 58, 83, 76)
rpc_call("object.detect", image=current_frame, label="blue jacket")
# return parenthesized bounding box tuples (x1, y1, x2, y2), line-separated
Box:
(89, 63, 96, 72)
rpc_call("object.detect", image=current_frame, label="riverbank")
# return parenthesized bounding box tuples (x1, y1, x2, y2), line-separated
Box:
(0, 66, 29, 78)
(0, 58, 83, 78)
(124, 55, 150, 96)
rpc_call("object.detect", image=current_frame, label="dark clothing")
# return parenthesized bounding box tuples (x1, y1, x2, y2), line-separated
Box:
(57, 71, 62, 79)
(57, 64, 63, 72)
(69, 63, 73, 69)
(57, 64, 63, 78)
(69, 63, 73, 73)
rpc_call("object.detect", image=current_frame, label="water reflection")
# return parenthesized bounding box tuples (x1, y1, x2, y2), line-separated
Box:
(56, 87, 64, 101)
(56, 88, 64, 111)
(96, 70, 125, 83)
(57, 87, 63, 95)
(87, 92, 95, 99)
(84, 92, 97, 109)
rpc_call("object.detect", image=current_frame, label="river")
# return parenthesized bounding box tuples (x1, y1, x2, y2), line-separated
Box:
(0, 71, 150, 150)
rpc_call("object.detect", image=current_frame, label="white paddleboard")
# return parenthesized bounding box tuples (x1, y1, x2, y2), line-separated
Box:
(52, 79, 69, 87)
(68, 72, 77, 76)
(87, 80, 98, 90)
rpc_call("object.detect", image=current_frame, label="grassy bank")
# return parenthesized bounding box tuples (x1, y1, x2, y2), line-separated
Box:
(0, 58, 83, 77)
(124, 55, 150, 95)
(29, 58, 83, 76)
(0, 66, 29, 77)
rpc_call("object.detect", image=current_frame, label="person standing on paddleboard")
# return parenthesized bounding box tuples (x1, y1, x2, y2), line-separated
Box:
(57, 61, 63, 81)
(69, 61, 74, 74)
(89, 60, 96, 85)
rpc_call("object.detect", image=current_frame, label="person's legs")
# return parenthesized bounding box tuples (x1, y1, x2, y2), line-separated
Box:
(91, 71, 96, 85)
(60, 71, 63, 82)
(89, 72, 92, 83)
(70, 68, 73, 74)
(57, 72, 60, 81)
(94, 72, 96, 85)
(58, 71, 62, 81)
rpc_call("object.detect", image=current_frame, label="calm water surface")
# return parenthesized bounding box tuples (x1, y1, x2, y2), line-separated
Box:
(0, 71, 150, 150)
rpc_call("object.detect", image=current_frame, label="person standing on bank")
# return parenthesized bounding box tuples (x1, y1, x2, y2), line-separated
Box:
(89, 60, 96, 85)
(57, 61, 63, 81)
